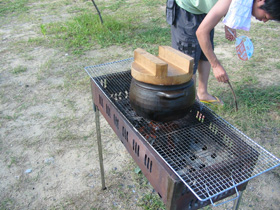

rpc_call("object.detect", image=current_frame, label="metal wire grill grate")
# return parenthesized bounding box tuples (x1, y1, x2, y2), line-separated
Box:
(85, 58, 280, 201)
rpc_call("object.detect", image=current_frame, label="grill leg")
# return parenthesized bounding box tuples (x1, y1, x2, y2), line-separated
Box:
(94, 105, 106, 190)
(232, 190, 244, 210)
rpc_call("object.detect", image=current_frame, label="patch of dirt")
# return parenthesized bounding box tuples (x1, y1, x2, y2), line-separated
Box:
(0, 2, 137, 209)
(0, 1, 279, 210)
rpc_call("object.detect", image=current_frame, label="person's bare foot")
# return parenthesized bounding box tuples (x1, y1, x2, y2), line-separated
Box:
(198, 93, 224, 106)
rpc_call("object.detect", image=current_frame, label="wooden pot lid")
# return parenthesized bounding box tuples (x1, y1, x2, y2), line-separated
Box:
(131, 46, 194, 85)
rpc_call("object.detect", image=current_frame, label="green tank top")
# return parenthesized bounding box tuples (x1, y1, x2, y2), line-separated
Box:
(175, 0, 218, 14)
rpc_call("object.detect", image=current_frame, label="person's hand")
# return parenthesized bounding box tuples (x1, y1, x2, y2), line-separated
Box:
(225, 25, 236, 41)
(212, 63, 229, 83)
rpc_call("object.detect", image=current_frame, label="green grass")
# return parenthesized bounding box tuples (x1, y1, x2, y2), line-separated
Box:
(0, 0, 29, 17)
(8, 156, 17, 168)
(12, 65, 27, 74)
(0, 198, 14, 210)
(35, 0, 169, 54)
(39, 13, 169, 54)
(137, 193, 165, 210)
(213, 83, 279, 132)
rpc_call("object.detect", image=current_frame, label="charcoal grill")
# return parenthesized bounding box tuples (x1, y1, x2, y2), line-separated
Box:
(85, 58, 280, 210)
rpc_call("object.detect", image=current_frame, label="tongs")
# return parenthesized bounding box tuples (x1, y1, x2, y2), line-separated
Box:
(227, 81, 238, 112)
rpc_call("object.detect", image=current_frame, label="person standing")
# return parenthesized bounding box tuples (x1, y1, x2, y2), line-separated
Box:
(167, 0, 279, 105)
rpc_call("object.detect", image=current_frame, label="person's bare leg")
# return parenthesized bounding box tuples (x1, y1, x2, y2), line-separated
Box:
(196, 60, 221, 102)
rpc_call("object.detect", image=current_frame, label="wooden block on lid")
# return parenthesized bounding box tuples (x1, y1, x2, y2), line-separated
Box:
(133, 48, 168, 77)
(131, 46, 194, 85)
(158, 46, 193, 74)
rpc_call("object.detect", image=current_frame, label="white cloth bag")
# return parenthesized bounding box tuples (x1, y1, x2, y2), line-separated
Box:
(223, 0, 254, 31)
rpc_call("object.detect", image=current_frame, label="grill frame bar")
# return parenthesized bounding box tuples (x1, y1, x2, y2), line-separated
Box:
(85, 58, 280, 203)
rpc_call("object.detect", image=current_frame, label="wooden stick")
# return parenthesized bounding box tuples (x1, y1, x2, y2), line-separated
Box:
(227, 81, 238, 112)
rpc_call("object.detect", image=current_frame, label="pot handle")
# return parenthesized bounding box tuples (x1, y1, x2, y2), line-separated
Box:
(157, 91, 185, 99)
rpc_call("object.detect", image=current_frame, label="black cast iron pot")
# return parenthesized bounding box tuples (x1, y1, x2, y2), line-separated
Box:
(129, 78, 195, 122)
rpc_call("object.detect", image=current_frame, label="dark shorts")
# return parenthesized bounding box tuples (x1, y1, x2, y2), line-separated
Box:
(171, 4, 214, 74)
